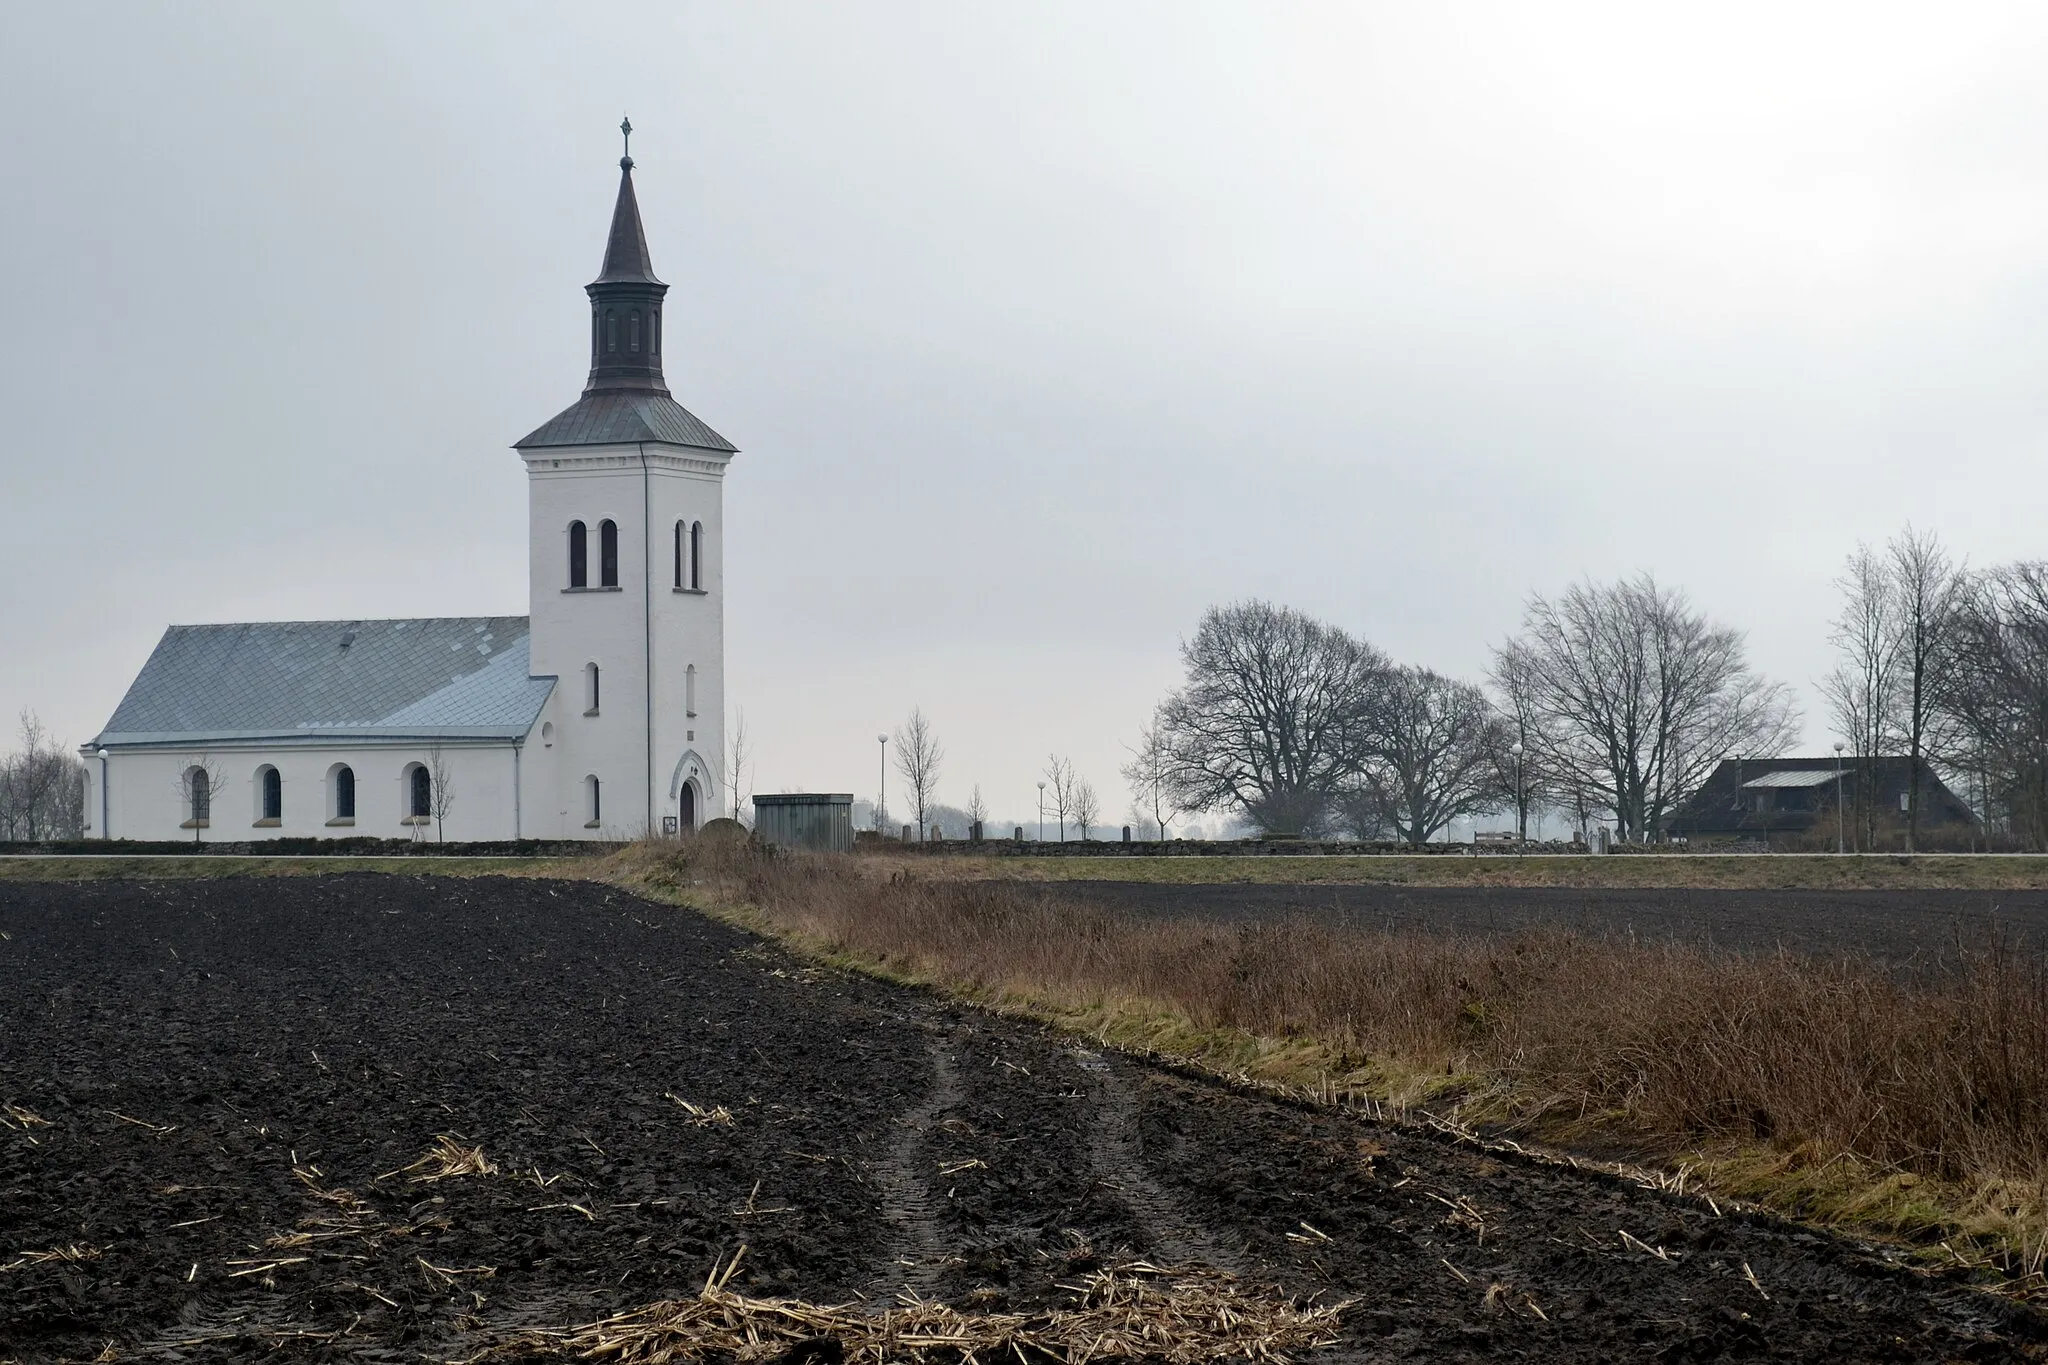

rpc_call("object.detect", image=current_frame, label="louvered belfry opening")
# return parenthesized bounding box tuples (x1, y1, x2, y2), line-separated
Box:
(583, 151, 670, 398)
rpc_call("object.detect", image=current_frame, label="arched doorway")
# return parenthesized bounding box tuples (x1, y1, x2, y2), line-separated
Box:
(680, 783, 696, 831)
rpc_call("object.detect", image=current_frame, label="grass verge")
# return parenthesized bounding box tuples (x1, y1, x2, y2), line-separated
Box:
(609, 838, 2048, 1298)
(894, 852, 2048, 890)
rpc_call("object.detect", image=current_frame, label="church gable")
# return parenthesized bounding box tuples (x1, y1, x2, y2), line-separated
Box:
(95, 617, 553, 746)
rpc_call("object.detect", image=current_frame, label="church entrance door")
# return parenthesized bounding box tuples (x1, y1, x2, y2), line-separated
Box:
(680, 784, 696, 831)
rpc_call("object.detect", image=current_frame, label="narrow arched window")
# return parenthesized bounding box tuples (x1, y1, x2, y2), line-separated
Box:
(686, 663, 697, 718)
(585, 662, 601, 714)
(673, 520, 684, 588)
(599, 520, 618, 587)
(652, 307, 661, 354)
(335, 765, 355, 819)
(568, 520, 588, 588)
(606, 310, 617, 353)
(630, 310, 641, 352)
(410, 765, 431, 818)
(591, 306, 601, 362)
(690, 521, 703, 590)
(588, 775, 602, 825)
(189, 768, 210, 823)
(260, 766, 281, 821)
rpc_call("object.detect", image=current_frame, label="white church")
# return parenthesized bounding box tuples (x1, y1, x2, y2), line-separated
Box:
(83, 131, 733, 842)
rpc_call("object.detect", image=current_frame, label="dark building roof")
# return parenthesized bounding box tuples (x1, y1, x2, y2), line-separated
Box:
(90, 618, 554, 749)
(513, 134, 739, 455)
(1665, 755, 1976, 838)
(515, 391, 736, 452)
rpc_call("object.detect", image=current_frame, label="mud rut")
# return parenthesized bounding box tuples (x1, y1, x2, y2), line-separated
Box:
(1, 875, 2043, 1364)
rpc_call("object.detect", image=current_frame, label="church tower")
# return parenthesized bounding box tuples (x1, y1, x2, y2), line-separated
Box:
(514, 123, 736, 837)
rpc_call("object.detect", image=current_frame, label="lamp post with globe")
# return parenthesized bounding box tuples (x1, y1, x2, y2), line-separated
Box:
(877, 734, 889, 835)
(1510, 741, 1526, 843)
(1833, 742, 1846, 854)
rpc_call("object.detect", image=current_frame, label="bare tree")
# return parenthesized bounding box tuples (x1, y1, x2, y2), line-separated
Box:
(1357, 666, 1501, 847)
(965, 784, 988, 838)
(1486, 643, 1577, 835)
(172, 753, 230, 845)
(5, 714, 59, 841)
(1819, 543, 1905, 851)
(1043, 754, 1076, 841)
(427, 744, 457, 843)
(1944, 563, 2048, 849)
(1119, 720, 1191, 843)
(1889, 528, 1965, 852)
(1156, 601, 1389, 835)
(1493, 574, 1798, 843)
(892, 707, 944, 840)
(726, 708, 752, 823)
(1071, 777, 1100, 841)
(1330, 784, 1391, 842)
(0, 713, 84, 842)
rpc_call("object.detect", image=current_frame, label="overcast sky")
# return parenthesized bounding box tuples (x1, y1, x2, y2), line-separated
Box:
(4, 3, 2048, 827)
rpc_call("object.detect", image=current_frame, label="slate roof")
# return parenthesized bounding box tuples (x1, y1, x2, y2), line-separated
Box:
(91, 617, 555, 748)
(594, 159, 663, 285)
(514, 391, 737, 452)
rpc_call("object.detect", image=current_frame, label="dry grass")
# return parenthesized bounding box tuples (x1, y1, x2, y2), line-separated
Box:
(610, 839, 2048, 1287)
(379, 1135, 499, 1184)
(469, 1247, 1342, 1363)
(888, 851, 2048, 890)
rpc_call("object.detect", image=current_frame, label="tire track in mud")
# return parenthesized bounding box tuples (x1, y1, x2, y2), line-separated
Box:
(864, 1025, 963, 1300)
(1073, 1048, 1241, 1272)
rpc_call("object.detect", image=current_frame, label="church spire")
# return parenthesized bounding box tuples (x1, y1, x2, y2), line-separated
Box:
(583, 119, 670, 396)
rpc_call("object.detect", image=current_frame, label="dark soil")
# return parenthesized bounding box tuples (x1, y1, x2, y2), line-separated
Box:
(1037, 882, 2048, 966)
(1, 875, 2041, 1363)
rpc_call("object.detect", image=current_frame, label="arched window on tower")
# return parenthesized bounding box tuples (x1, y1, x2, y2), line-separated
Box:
(652, 307, 661, 354)
(690, 521, 703, 590)
(591, 306, 601, 361)
(585, 775, 603, 828)
(584, 662, 601, 715)
(630, 311, 641, 352)
(606, 310, 617, 353)
(599, 520, 619, 587)
(673, 520, 684, 588)
(686, 663, 697, 718)
(568, 521, 587, 588)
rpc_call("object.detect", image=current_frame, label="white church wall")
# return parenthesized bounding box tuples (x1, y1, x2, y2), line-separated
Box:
(524, 443, 728, 837)
(99, 741, 530, 843)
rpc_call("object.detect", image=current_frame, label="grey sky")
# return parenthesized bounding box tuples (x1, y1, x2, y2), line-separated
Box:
(5, 3, 2047, 826)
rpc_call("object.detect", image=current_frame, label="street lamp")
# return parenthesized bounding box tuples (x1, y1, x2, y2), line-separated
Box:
(1037, 781, 1047, 843)
(877, 734, 889, 835)
(1833, 742, 1846, 855)
(1510, 741, 1525, 843)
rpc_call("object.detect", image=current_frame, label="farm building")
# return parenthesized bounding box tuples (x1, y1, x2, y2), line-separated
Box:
(81, 131, 735, 841)
(1663, 756, 1977, 843)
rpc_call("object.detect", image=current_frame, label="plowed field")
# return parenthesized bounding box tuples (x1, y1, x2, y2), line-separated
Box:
(1, 876, 2041, 1362)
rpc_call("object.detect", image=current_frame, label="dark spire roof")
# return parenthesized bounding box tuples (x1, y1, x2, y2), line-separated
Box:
(512, 127, 738, 455)
(593, 155, 663, 286)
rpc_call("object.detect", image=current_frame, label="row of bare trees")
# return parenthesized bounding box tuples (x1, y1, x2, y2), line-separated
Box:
(1141, 585, 1796, 844)
(0, 713, 88, 842)
(1824, 527, 2048, 851)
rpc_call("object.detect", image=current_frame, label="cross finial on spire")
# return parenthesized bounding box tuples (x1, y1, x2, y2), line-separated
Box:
(619, 116, 633, 169)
